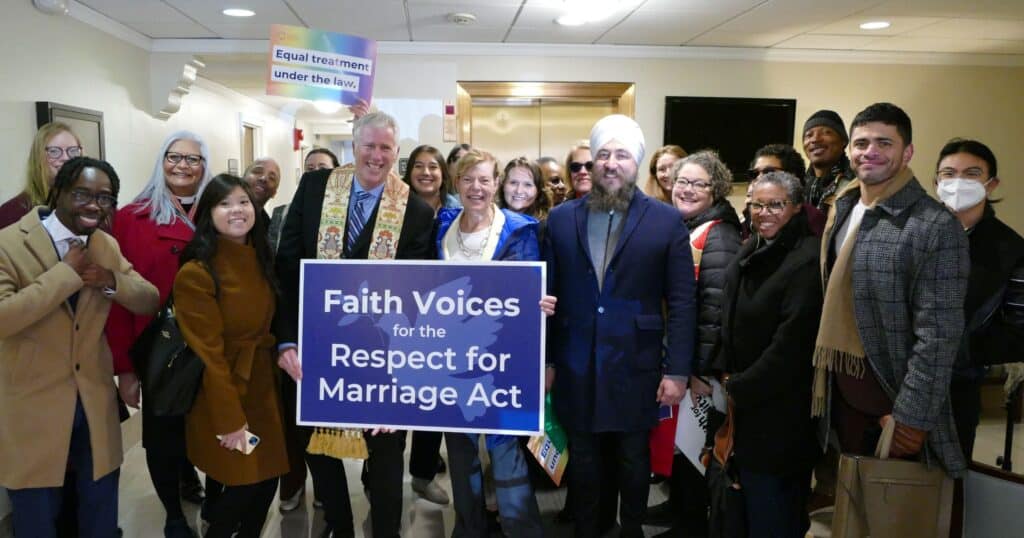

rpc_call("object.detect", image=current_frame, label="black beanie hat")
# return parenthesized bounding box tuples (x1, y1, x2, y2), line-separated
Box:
(803, 110, 848, 143)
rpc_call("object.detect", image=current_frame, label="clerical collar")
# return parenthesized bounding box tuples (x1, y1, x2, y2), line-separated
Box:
(176, 194, 197, 205)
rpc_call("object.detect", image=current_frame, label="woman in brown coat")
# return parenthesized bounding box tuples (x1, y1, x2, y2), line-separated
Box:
(173, 174, 289, 537)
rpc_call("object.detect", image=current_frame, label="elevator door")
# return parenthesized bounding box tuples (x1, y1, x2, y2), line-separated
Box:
(471, 99, 615, 164)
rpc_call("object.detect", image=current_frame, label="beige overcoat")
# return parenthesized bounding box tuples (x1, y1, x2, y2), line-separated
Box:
(0, 208, 159, 488)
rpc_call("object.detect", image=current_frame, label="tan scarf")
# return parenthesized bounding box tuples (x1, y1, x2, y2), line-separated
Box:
(811, 167, 916, 417)
(307, 164, 410, 460)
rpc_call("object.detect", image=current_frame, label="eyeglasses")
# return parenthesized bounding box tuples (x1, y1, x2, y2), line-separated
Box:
(674, 178, 713, 190)
(165, 152, 204, 167)
(936, 168, 988, 181)
(746, 166, 779, 180)
(569, 161, 593, 173)
(45, 146, 83, 160)
(69, 188, 117, 209)
(749, 200, 791, 214)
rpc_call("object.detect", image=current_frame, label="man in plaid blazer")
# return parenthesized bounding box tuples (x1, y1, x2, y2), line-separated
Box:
(817, 102, 970, 478)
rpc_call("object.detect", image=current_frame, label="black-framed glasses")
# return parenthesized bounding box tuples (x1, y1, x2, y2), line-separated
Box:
(165, 152, 204, 167)
(45, 146, 83, 160)
(569, 161, 593, 173)
(749, 200, 791, 214)
(746, 166, 779, 180)
(674, 178, 712, 190)
(69, 189, 117, 209)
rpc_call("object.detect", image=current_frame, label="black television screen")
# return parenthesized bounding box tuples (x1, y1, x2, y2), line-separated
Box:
(663, 96, 797, 181)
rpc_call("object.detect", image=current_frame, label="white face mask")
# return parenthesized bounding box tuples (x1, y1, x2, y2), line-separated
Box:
(937, 178, 989, 212)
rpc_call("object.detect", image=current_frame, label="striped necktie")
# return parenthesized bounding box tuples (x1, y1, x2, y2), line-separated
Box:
(347, 190, 372, 254)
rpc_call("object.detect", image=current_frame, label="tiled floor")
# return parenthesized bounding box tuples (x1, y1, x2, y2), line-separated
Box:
(117, 437, 669, 537)
(112, 415, 1024, 537)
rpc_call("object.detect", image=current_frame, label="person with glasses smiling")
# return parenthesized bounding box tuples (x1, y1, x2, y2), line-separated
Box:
(645, 150, 741, 537)
(0, 157, 159, 537)
(0, 122, 83, 229)
(105, 131, 213, 537)
(717, 170, 823, 537)
(745, 144, 826, 239)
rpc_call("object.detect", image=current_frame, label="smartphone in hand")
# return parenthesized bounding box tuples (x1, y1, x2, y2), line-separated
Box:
(217, 430, 261, 455)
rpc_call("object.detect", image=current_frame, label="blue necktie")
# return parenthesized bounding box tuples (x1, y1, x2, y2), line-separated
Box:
(347, 191, 372, 254)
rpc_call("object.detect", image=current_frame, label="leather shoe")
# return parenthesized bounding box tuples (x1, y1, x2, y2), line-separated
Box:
(163, 518, 196, 538)
(279, 488, 304, 512)
(411, 477, 450, 505)
(180, 474, 205, 505)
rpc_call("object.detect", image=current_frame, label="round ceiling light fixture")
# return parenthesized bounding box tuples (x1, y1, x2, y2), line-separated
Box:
(448, 12, 478, 25)
(223, 8, 256, 17)
(859, 21, 891, 30)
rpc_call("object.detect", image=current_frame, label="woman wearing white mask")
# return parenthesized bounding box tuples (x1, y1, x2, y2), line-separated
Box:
(934, 138, 1024, 462)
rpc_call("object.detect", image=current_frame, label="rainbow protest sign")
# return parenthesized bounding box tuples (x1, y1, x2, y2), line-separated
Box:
(266, 24, 376, 105)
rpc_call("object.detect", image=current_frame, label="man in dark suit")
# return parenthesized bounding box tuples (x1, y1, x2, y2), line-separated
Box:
(543, 114, 696, 538)
(275, 111, 434, 538)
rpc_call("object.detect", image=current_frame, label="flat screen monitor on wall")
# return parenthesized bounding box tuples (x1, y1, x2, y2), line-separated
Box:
(663, 96, 797, 182)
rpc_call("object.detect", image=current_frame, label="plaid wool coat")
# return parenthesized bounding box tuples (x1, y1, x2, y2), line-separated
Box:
(820, 174, 970, 477)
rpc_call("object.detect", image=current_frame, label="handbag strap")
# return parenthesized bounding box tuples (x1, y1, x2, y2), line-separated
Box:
(874, 415, 896, 460)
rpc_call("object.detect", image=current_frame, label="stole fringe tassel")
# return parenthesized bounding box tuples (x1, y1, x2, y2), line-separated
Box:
(810, 347, 866, 418)
(306, 427, 369, 460)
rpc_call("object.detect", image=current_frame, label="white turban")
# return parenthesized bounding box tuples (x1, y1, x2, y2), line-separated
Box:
(589, 114, 645, 166)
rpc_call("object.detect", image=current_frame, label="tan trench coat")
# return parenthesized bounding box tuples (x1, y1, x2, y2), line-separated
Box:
(0, 208, 159, 489)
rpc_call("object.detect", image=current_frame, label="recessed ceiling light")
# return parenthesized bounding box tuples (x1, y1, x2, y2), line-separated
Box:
(555, 14, 586, 26)
(860, 21, 891, 30)
(312, 100, 342, 114)
(222, 8, 255, 17)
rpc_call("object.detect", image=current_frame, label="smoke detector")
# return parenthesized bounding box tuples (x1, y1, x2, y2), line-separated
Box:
(448, 12, 477, 25)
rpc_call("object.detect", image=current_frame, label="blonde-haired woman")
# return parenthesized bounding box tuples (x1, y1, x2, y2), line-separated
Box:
(0, 122, 82, 228)
(643, 144, 687, 204)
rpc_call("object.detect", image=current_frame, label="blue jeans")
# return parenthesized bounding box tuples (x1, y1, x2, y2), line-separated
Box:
(9, 398, 119, 538)
(737, 466, 811, 538)
(445, 432, 542, 537)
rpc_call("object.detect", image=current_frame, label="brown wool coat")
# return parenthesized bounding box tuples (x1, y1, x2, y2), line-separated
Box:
(0, 208, 159, 489)
(174, 238, 288, 486)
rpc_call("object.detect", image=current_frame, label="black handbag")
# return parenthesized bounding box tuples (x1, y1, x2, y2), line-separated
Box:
(704, 401, 747, 538)
(129, 297, 204, 417)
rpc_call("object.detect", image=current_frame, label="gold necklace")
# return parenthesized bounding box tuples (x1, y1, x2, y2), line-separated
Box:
(456, 208, 496, 259)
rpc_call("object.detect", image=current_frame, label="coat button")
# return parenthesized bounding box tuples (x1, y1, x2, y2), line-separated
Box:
(75, 324, 79, 331)
(75, 364, 80, 371)
(597, 306, 605, 314)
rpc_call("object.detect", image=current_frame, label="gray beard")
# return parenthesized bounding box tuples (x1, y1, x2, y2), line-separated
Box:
(586, 180, 636, 213)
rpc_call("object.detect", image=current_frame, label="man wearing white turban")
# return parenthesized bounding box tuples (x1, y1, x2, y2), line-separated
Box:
(543, 114, 697, 537)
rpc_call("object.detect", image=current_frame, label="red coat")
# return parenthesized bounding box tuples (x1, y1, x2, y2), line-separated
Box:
(106, 201, 193, 374)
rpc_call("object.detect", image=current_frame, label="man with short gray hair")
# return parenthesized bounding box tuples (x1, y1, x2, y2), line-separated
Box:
(275, 111, 435, 537)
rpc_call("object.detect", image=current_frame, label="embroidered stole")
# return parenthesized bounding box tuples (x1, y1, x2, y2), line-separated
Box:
(307, 164, 410, 460)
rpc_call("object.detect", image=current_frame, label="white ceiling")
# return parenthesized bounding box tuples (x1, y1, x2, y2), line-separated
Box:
(76, 0, 1024, 53)
(71, 0, 1024, 119)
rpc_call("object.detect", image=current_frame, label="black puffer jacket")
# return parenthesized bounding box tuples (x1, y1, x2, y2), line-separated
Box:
(685, 199, 742, 375)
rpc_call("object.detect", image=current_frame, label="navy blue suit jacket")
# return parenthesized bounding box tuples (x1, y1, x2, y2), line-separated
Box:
(543, 191, 696, 433)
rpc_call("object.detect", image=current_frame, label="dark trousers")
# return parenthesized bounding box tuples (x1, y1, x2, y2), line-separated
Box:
(278, 375, 309, 500)
(203, 477, 278, 537)
(668, 453, 710, 535)
(300, 428, 406, 538)
(950, 378, 982, 461)
(142, 405, 194, 523)
(409, 431, 443, 481)
(446, 433, 542, 537)
(567, 430, 649, 538)
(737, 467, 811, 538)
(9, 399, 119, 538)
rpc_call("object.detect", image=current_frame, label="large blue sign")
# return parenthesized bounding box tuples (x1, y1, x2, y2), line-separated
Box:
(297, 260, 546, 435)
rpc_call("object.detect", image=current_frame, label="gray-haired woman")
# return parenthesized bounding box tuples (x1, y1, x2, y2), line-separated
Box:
(106, 131, 212, 537)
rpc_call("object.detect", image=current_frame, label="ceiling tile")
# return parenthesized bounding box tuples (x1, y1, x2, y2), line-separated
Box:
(773, 34, 882, 50)
(130, 22, 219, 39)
(286, 0, 410, 41)
(688, 0, 889, 47)
(903, 18, 1024, 40)
(858, 36, 1024, 54)
(504, 25, 608, 45)
(79, 0, 193, 23)
(865, 0, 1024, 19)
(405, 2, 520, 41)
(597, 2, 761, 46)
(808, 15, 945, 36)
(163, 0, 304, 38)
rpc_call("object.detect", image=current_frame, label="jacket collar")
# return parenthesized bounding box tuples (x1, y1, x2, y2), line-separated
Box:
(574, 188, 648, 269)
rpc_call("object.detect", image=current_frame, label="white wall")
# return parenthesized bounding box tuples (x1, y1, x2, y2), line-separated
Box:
(368, 52, 1024, 233)
(0, 2, 300, 214)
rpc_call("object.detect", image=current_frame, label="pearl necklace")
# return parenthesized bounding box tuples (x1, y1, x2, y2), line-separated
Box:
(456, 209, 496, 259)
